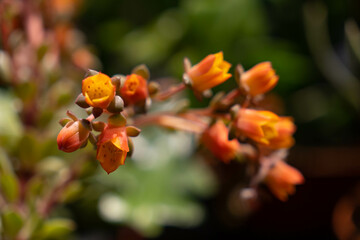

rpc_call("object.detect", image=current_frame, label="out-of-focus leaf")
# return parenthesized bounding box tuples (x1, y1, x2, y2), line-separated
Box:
(25, 176, 44, 204)
(14, 81, 37, 103)
(0, 91, 23, 148)
(0, 50, 12, 83)
(37, 109, 54, 128)
(34, 218, 75, 240)
(36, 157, 66, 177)
(92, 127, 216, 237)
(60, 181, 83, 203)
(1, 209, 24, 237)
(0, 147, 14, 174)
(0, 173, 19, 203)
(17, 133, 41, 167)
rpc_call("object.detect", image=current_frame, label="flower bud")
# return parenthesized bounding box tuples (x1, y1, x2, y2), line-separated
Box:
(120, 74, 149, 106)
(201, 121, 241, 163)
(57, 120, 90, 153)
(107, 95, 124, 113)
(97, 124, 129, 174)
(265, 161, 304, 201)
(82, 72, 116, 109)
(240, 62, 278, 96)
(185, 52, 232, 92)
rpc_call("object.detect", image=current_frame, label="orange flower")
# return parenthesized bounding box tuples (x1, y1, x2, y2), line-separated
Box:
(265, 161, 304, 201)
(119, 74, 148, 106)
(201, 121, 241, 163)
(233, 109, 295, 148)
(96, 124, 129, 174)
(57, 120, 90, 153)
(186, 52, 232, 92)
(268, 117, 296, 149)
(240, 62, 278, 96)
(82, 72, 116, 109)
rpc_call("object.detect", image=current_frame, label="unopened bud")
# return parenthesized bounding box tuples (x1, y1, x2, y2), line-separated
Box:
(111, 74, 126, 89)
(234, 64, 244, 87)
(92, 121, 106, 132)
(75, 93, 90, 108)
(132, 64, 150, 80)
(85, 69, 99, 77)
(107, 95, 124, 113)
(92, 107, 103, 118)
(148, 81, 160, 96)
(108, 113, 127, 127)
(59, 118, 73, 127)
(126, 126, 141, 137)
(127, 137, 134, 157)
(57, 120, 90, 153)
(88, 132, 97, 146)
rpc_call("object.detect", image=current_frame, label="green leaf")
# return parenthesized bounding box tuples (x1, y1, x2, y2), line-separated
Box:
(0, 173, 19, 203)
(0, 147, 13, 174)
(35, 218, 75, 240)
(0, 91, 23, 148)
(1, 209, 24, 237)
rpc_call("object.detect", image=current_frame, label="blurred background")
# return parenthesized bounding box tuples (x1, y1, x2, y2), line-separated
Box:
(1, 0, 360, 239)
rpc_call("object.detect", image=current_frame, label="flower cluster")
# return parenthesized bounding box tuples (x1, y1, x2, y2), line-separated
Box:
(57, 68, 146, 173)
(58, 52, 303, 201)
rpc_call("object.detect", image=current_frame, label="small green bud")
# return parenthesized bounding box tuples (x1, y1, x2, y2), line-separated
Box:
(132, 64, 150, 80)
(85, 69, 99, 77)
(92, 121, 106, 132)
(59, 118, 73, 127)
(126, 126, 141, 137)
(107, 95, 124, 114)
(108, 113, 127, 127)
(75, 94, 90, 108)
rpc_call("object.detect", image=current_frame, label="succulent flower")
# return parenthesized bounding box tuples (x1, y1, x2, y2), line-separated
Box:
(265, 161, 304, 201)
(201, 121, 241, 163)
(233, 109, 295, 148)
(186, 52, 232, 92)
(119, 73, 149, 106)
(240, 61, 278, 96)
(82, 72, 116, 109)
(96, 124, 129, 174)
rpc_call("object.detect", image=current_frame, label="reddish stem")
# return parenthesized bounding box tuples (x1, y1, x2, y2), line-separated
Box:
(153, 82, 186, 101)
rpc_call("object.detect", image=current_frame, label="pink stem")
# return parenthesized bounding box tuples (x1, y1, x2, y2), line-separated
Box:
(153, 82, 186, 101)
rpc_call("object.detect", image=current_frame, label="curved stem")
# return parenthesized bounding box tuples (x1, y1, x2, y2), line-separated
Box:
(153, 82, 186, 101)
(134, 113, 207, 134)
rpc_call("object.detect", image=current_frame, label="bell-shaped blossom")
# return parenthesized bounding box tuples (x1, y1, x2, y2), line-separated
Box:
(240, 62, 278, 96)
(186, 52, 232, 92)
(201, 121, 242, 163)
(265, 161, 304, 201)
(119, 73, 148, 106)
(96, 124, 129, 174)
(233, 109, 295, 149)
(82, 72, 116, 109)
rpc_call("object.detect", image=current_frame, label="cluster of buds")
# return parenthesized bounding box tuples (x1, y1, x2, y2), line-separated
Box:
(58, 51, 303, 201)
